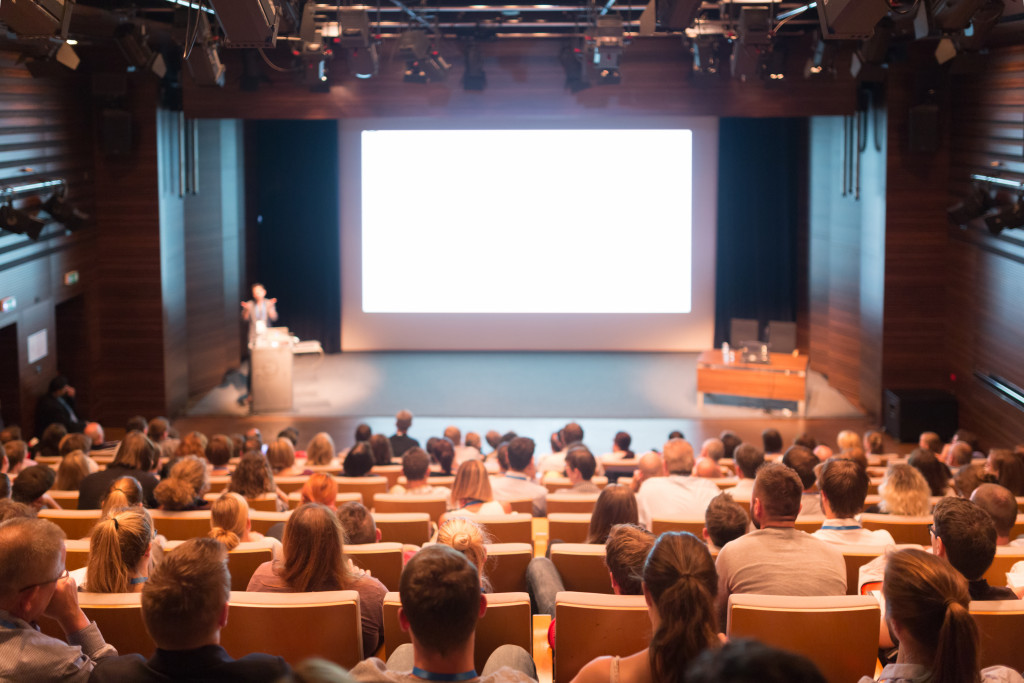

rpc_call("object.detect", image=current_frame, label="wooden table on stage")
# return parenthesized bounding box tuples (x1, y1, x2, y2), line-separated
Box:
(696, 350, 809, 415)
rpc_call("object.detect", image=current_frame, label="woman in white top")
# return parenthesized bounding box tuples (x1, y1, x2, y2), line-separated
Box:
(208, 491, 283, 562)
(440, 460, 510, 524)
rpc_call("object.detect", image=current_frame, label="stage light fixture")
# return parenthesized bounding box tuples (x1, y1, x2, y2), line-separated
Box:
(817, 0, 890, 40)
(23, 42, 80, 78)
(766, 45, 787, 80)
(692, 35, 724, 77)
(336, 9, 378, 79)
(43, 191, 88, 232)
(114, 22, 167, 78)
(462, 42, 486, 90)
(947, 181, 991, 227)
(585, 16, 624, 85)
(0, 202, 46, 241)
(398, 30, 449, 83)
(186, 13, 226, 87)
(850, 23, 891, 82)
(981, 201, 1024, 235)
(208, 0, 280, 48)
(299, 1, 331, 92)
(0, 0, 73, 39)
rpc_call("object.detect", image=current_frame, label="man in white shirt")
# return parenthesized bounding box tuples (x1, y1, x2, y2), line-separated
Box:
(636, 438, 721, 531)
(490, 437, 548, 517)
(812, 458, 895, 546)
(723, 443, 763, 503)
(782, 446, 825, 518)
(444, 426, 481, 468)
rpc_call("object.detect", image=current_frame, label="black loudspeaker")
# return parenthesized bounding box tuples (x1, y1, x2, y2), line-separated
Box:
(883, 389, 958, 443)
(908, 104, 940, 153)
(101, 108, 133, 157)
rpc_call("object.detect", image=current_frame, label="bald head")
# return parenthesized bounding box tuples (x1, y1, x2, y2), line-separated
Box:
(637, 451, 664, 481)
(701, 439, 725, 462)
(694, 457, 722, 478)
(663, 439, 696, 475)
(971, 483, 1018, 542)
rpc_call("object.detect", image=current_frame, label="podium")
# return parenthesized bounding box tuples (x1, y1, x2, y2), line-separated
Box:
(250, 327, 294, 413)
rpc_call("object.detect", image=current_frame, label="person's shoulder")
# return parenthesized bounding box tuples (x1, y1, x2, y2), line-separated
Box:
(353, 572, 389, 597)
(88, 653, 150, 681)
(229, 652, 291, 679)
(567, 655, 613, 683)
(484, 667, 541, 683)
(982, 665, 1024, 683)
(350, 656, 402, 682)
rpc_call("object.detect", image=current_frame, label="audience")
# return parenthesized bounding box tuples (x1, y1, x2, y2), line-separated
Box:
(35, 424, 68, 459)
(369, 434, 395, 467)
(53, 450, 97, 491)
(863, 430, 885, 457)
(390, 447, 451, 499)
(4, 439, 34, 474)
(12, 466, 60, 510)
(629, 450, 664, 494)
(724, 443, 763, 502)
(781, 445, 824, 517)
(563, 445, 600, 494)
(604, 430, 635, 460)
(343, 442, 376, 478)
(985, 448, 1024, 496)
(246, 503, 387, 657)
(72, 507, 153, 592)
(715, 462, 845, 626)
(954, 463, 995, 499)
(349, 544, 536, 682)
(572, 532, 720, 683)
(59, 433, 92, 458)
(970, 483, 1020, 546)
(585, 485, 639, 544)
(908, 447, 953, 497)
(101, 476, 145, 517)
(436, 517, 492, 592)
(930, 497, 1016, 600)
(267, 437, 309, 478)
(442, 461, 511, 521)
(871, 463, 931, 516)
(720, 431, 742, 461)
(686, 639, 827, 683)
(78, 431, 160, 509)
(300, 472, 340, 508)
(306, 432, 339, 468)
(154, 454, 210, 511)
(229, 451, 287, 511)
(0, 517, 118, 680)
(762, 428, 784, 458)
(338, 501, 382, 545)
(429, 438, 457, 477)
(490, 436, 547, 517)
(703, 493, 749, 550)
(636, 438, 720, 531)
(389, 410, 420, 459)
(918, 431, 943, 455)
(208, 492, 283, 561)
(812, 458, 895, 546)
(90, 537, 291, 682)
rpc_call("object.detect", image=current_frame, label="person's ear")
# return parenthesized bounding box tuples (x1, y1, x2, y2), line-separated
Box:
(609, 572, 622, 595)
(375, 528, 382, 542)
(398, 606, 411, 633)
(218, 602, 229, 629)
(479, 592, 488, 618)
(932, 534, 946, 558)
(701, 527, 711, 543)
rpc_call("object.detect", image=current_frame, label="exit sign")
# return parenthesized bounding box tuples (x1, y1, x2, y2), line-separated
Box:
(64, 270, 79, 286)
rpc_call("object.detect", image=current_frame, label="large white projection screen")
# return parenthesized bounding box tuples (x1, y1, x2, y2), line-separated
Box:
(340, 118, 718, 351)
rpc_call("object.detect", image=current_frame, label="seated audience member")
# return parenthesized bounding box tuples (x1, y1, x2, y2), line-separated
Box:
(685, 639, 827, 683)
(0, 498, 33, 522)
(812, 458, 895, 546)
(724, 443, 763, 502)
(90, 537, 290, 682)
(464, 431, 483, 457)
(866, 548, 1023, 683)
(83, 423, 116, 452)
(970, 483, 1020, 546)
(442, 461, 511, 522)
(908, 447, 953, 497)
(208, 492, 282, 562)
(489, 436, 547, 517)
(125, 416, 147, 434)
(389, 410, 420, 460)
(429, 438, 456, 477)
(954, 463, 996, 499)
(636, 438, 721, 531)
(694, 458, 723, 479)
(278, 427, 300, 449)
(35, 424, 68, 459)
(154, 455, 210, 511)
(338, 501, 382, 545)
(703, 493, 749, 551)
(53, 450, 97, 491)
(343, 442, 376, 478)
(5, 439, 34, 474)
(437, 517, 493, 592)
(585, 485, 639, 544)
(247, 503, 387, 656)
(863, 430, 885, 457)
(985, 448, 1024, 496)
(0, 473, 9, 499)
(931, 497, 1016, 600)
(946, 441, 974, 470)
(564, 445, 601, 494)
(0, 425, 21, 444)
(0, 517, 117, 680)
(701, 438, 725, 463)
(793, 432, 817, 451)
(602, 430, 635, 461)
(694, 438, 725, 479)
(350, 544, 537, 683)
(78, 431, 160, 509)
(71, 507, 153, 593)
(720, 431, 742, 461)
(390, 447, 451, 499)
(668, 429, 685, 440)
(369, 434, 395, 468)
(813, 445, 834, 463)
(444, 426, 473, 468)
(836, 429, 860, 454)
(715, 463, 846, 626)
(205, 434, 234, 475)
(629, 451, 665, 494)
(176, 431, 208, 461)
(918, 431, 943, 456)
(839, 447, 868, 470)
(762, 428, 784, 459)
(538, 423, 584, 479)
(780, 446, 824, 517)
(59, 433, 92, 458)
(341, 423, 373, 461)
(306, 432, 339, 468)
(147, 418, 170, 445)
(267, 437, 309, 478)
(301, 472, 340, 509)
(36, 376, 86, 436)
(100, 477, 144, 517)
(870, 463, 932, 516)
(571, 532, 720, 683)
(12, 466, 60, 510)
(229, 451, 287, 512)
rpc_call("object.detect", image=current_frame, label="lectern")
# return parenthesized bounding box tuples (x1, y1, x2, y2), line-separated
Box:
(250, 327, 293, 413)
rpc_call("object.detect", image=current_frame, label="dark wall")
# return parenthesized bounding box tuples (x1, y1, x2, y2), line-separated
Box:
(246, 120, 341, 352)
(714, 118, 804, 347)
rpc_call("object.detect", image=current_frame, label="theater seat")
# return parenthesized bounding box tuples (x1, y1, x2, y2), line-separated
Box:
(221, 590, 363, 667)
(48, 489, 79, 510)
(726, 594, 880, 683)
(553, 592, 651, 683)
(651, 518, 705, 538)
(469, 515, 532, 545)
(64, 538, 91, 571)
(548, 513, 592, 544)
(971, 600, 1024, 672)
(369, 465, 403, 488)
(983, 546, 1024, 588)
(859, 513, 933, 546)
(484, 543, 533, 593)
(374, 512, 433, 546)
(346, 542, 404, 592)
(335, 476, 389, 507)
(373, 494, 449, 524)
(549, 543, 611, 594)
(544, 476, 607, 494)
(839, 544, 886, 596)
(148, 510, 214, 541)
(503, 497, 535, 515)
(547, 493, 601, 515)
(164, 541, 274, 591)
(247, 510, 291, 536)
(285, 491, 361, 510)
(39, 592, 154, 657)
(243, 493, 285, 512)
(38, 509, 102, 539)
(273, 476, 312, 495)
(382, 591, 532, 670)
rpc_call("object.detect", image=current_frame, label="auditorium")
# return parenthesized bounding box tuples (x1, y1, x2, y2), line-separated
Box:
(1, 0, 1024, 681)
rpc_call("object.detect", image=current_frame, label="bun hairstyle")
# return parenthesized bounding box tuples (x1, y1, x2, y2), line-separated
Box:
(101, 477, 144, 517)
(437, 517, 492, 593)
(883, 548, 981, 683)
(87, 506, 153, 593)
(209, 492, 249, 551)
(644, 531, 720, 683)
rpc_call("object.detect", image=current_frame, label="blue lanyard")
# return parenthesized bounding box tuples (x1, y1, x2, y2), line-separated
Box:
(412, 667, 477, 681)
(504, 474, 529, 481)
(821, 525, 862, 531)
(129, 576, 148, 585)
(460, 499, 485, 509)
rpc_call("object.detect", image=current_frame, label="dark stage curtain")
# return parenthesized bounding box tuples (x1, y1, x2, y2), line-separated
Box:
(247, 120, 341, 353)
(713, 118, 804, 346)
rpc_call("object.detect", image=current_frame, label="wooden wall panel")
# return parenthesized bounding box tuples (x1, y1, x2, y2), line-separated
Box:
(183, 39, 858, 120)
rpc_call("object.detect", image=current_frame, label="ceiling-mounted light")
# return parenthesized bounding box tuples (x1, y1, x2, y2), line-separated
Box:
(0, 202, 46, 241)
(43, 191, 88, 232)
(337, 9, 378, 79)
(585, 15, 624, 85)
(398, 30, 449, 83)
(114, 22, 168, 78)
(187, 13, 226, 87)
(299, 1, 331, 92)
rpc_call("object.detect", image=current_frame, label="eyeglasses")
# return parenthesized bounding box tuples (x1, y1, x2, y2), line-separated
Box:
(18, 568, 68, 594)
(928, 524, 937, 537)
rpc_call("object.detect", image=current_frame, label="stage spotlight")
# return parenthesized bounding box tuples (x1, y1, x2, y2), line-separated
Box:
(208, 0, 280, 48)
(398, 30, 449, 83)
(730, 43, 764, 82)
(981, 201, 1024, 235)
(23, 42, 80, 78)
(43, 192, 88, 232)
(114, 23, 167, 78)
(462, 42, 486, 90)
(766, 45, 787, 81)
(187, 13, 226, 87)
(0, 0, 73, 38)
(336, 9, 378, 79)
(947, 182, 991, 227)
(299, 1, 331, 92)
(929, 0, 990, 32)
(585, 16, 624, 86)
(817, 0, 890, 40)
(692, 35, 724, 77)
(559, 44, 589, 92)
(851, 22, 891, 82)
(0, 203, 46, 241)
